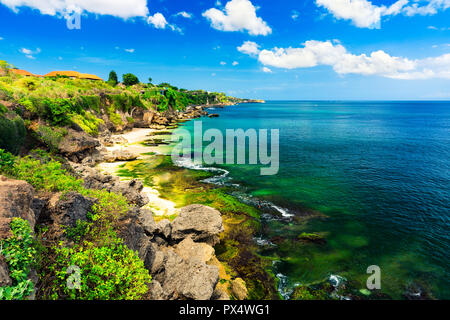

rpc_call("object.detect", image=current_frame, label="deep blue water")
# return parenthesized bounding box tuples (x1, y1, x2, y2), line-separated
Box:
(180, 101, 450, 299)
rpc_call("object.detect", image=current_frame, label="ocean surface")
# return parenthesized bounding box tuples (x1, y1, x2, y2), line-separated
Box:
(175, 101, 450, 299)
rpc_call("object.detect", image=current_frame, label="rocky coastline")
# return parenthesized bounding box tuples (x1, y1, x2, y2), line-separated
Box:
(0, 102, 257, 300)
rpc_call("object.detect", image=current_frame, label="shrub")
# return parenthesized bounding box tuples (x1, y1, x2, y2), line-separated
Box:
(108, 71, 118, 86)
(0, 114, 26, 154)
(0, 148, 15, 174)
(42, 98, 72, 126)
(37, 125, 67, 151)
(0, 218, 36, 300)
(50, 236, 151, 300)
(71, 112, 104, 136)
(123, 73, 139, 86)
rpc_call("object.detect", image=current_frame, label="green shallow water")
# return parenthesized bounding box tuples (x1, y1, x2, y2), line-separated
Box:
(167, 101, 450, 299)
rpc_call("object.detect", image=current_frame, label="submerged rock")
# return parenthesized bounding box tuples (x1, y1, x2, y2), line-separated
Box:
(171, 204, 224, 245)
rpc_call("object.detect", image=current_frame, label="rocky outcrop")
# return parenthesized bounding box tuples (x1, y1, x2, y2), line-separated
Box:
(174, 237, 215, 264)
(58, 128, 100, 162)
(0, 176, 36, 239)
(52, 192, 97, 228)
(111, 179, 149, 207)
(0, 255, 12, 287)
(103, 150, 139, 162)
(171, 204, 224, 245)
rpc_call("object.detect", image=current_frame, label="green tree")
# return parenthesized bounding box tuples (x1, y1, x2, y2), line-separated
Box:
(148, 77, 153, 84)
(122, 73, 139, 86)
(108, 70, 118, 86)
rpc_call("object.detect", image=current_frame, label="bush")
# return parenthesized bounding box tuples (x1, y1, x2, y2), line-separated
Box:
(37, 125, 67, 151)
(0, 114, 26, 154)
(123, 73, 139, 86)
(0, 218, 36, 300)
(42, 98, 72, 126)
(50, 236, 151, 300)
(0, 149, 15, 173)
(108, 71, 118, 86)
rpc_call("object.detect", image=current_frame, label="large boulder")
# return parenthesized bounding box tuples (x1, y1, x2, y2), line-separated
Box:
(231, 278, 248, 300)
(171, 205, 224, 245)
(103, 150, 139, 163)
(156, 219, 171, 239)
(58, 128, 100, 162)
(174, 237, 215, 264)
(52, 192, 97, 228)
(0, 255, 12, 287)
(138, 209, 158, 235)
(111, 179, 149, 208)
(160, 250, 219, 300)
(0, 176, 36, 239)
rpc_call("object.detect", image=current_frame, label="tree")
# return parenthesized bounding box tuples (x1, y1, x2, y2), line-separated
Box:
(123, 73, 139, 86)
(108, 70, 118, 86)
(148, 77, 153, 84)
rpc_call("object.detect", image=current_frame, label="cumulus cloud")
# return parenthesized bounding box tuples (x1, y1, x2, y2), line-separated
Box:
(232, 61, 239, 66)
(291, 10, 300, 21)
(203, 0, 272, 36)
(249, 40, 450, 79)
(262, 67, 272, 73)
(0, 0, 149, 19)
(147, 13, 168, 29)
(124, 48, 135, 53)
(316, 0, 450, 29)
(237, 41, 260, 56)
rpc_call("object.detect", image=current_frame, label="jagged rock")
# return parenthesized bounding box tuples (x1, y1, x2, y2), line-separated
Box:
(231, 278, 248, 300)
(103, 150, 139, 162)
(148, 280, 167, 300)
(0, 176, 36, 239)
(119, 210, 153, 261)
(101, 135, 128, 147)
(161, 250, 219, 300)
(171, 204, 224, 245)
(212, 287, 230, 300)
(156, 219, 171, 239)
(138, 209, 158, 235)
(174, 237, 215, 264)
(58, 128, 100, 162)
(52, 192, 97, 228)
(111, 179, 149, 207)
(0, 255, 12, 287)
(144, 243, 166, 274)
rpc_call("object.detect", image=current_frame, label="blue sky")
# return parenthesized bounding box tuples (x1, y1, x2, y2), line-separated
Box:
(0, 0, 449, 100)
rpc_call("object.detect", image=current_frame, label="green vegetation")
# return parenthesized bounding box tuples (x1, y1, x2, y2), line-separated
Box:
(123, 73, 139, 86)
(108, 70, 118, 86)
(0, 218, 37, 300)
(0, 113, 26, 154)
(0, 152, 151, 300)
(291, 284, 332, 300)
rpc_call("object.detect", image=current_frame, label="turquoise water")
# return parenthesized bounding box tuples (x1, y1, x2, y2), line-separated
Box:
(177, 101, 450, 299)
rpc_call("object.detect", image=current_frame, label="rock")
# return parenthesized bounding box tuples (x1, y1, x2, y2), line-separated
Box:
(58, 128, 100, 162)
(119, 210, 153, 260)
(101, 135, 128, 147)
(171, 204, 224, 245)
(212, 287, 230, 300)
(52, 192, 97, 228)
(161, 250, 219, 300)
(111, 179, 149, 207)
(231, 278, 248, 300)
(174, 237, 215, 264)
(103, 150, 139, 162)
(208, 114, 219, 118)
(0, 176, 36, 239)
(148, 280, 167, 300)
(0, 255, 12, 287)
(137, 209, 157, 235)
(156, 219, 171, 239)
(144, 243, 166, 274)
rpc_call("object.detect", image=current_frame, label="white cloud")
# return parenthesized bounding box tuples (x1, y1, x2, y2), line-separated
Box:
(232, 61, 239, 66)
(220, 61, 227, 65)
(262, 67, 272, 73)
(291, 10, 299, 20)
(315, 0, 450, 29)
(20, 47, 40, 59)
(237, 41, 260, 56)
(203, 0, 272, 36)
(125, 48, 135, 53)
(0, 37, 3, 40)
(253, 40, 450, 79)
(147, 13, 168, 29)
(0, 0, 149, 19)
(176, 11, 193, 19)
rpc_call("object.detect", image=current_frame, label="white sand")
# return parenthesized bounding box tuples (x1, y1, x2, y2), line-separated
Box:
(97, 128, 179, 217)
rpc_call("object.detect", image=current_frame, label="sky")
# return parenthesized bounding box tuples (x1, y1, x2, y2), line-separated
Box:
(0, 0, 449, 100)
